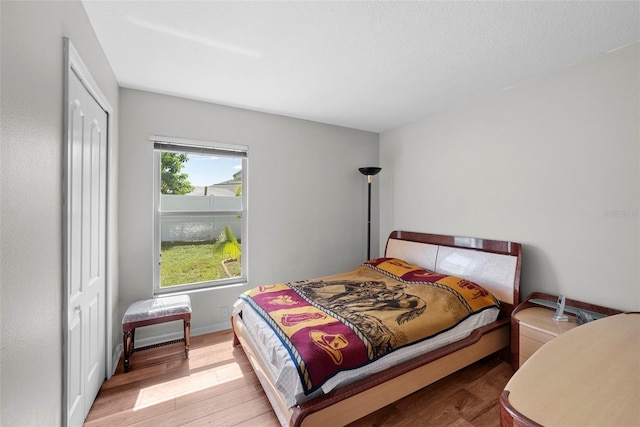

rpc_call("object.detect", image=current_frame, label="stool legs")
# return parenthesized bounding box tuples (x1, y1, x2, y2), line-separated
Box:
(122, 313, 191, 372)
(123, 327, 133, 373)
(184, 315, 191, 359)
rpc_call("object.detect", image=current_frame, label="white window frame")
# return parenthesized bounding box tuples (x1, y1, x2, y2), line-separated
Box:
(151, 135, 248, 295)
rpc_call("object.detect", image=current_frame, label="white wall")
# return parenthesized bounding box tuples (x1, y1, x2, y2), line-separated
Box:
(380, 43, 639, 312)
(0, 1, 119, 425)
(118, 89, 379, 343)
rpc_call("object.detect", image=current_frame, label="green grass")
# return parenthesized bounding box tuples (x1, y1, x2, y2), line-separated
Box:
(160, 240, 241, 287)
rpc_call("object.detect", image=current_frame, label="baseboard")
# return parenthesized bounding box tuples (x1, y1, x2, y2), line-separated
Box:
(110, 345, 122, 377)
(192, 321, 233, 337)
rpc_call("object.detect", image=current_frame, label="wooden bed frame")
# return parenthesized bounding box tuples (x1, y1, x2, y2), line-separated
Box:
(232, 230, 522, 426)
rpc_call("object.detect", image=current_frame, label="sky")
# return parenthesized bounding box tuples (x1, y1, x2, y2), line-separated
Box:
(181, 153, 242, 186)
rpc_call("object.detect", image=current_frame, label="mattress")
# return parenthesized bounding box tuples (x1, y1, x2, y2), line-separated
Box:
(233, 298, 499, 408)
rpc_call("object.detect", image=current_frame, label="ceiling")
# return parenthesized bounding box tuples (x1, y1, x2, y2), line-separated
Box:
(81, 1, 640, 133)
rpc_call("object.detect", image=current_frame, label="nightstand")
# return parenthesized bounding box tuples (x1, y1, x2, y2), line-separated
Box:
(511, 292, 622, 370)
(514, 306, 577, 368)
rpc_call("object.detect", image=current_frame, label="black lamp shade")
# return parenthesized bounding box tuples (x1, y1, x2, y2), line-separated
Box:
(359, 167, 382, 176)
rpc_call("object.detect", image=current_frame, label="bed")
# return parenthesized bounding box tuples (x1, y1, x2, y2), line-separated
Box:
(232, 230, 522, 426)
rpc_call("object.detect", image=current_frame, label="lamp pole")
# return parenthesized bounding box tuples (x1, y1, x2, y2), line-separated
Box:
(358, 167, 381, 260)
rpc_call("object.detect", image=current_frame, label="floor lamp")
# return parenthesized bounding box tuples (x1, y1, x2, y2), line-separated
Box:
(359, 167, 381, 260)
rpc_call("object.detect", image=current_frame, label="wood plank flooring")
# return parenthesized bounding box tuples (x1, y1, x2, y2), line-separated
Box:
(85, 330, 513, 427)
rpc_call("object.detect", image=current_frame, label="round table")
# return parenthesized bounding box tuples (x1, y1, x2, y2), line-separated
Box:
(501, 313, 640, 426)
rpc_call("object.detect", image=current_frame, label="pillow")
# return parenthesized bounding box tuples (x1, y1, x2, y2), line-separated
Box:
(366, 257, 498, 311)
(367, 257, 446, 282)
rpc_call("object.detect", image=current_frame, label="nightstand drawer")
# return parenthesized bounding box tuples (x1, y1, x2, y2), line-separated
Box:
(519, 324, 555, 344)
(519, 335, 546, 359)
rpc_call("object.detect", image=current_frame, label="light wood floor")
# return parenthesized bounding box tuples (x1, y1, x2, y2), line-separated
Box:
(85, 330, 513, 426)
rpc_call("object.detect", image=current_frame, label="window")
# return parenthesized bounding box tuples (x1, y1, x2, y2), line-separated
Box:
(152, 136, 247, 294)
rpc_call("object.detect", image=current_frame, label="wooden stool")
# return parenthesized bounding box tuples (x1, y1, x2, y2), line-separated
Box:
(122, 295, 192, 372)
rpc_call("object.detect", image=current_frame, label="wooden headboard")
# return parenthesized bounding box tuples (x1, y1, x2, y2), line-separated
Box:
(384, 230, 522, 314)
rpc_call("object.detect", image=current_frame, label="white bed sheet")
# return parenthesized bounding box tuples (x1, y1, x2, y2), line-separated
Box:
(233, 299, 499, 408)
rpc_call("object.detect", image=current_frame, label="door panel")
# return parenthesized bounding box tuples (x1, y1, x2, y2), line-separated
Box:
(68, 314, 82, 423)
(86, 293, 102, 391)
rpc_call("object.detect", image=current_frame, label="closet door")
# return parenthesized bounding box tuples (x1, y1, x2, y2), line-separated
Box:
(64, 39, 109, 427)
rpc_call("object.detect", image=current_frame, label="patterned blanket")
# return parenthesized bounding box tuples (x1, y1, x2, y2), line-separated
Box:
(239, 258, 499, 394)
